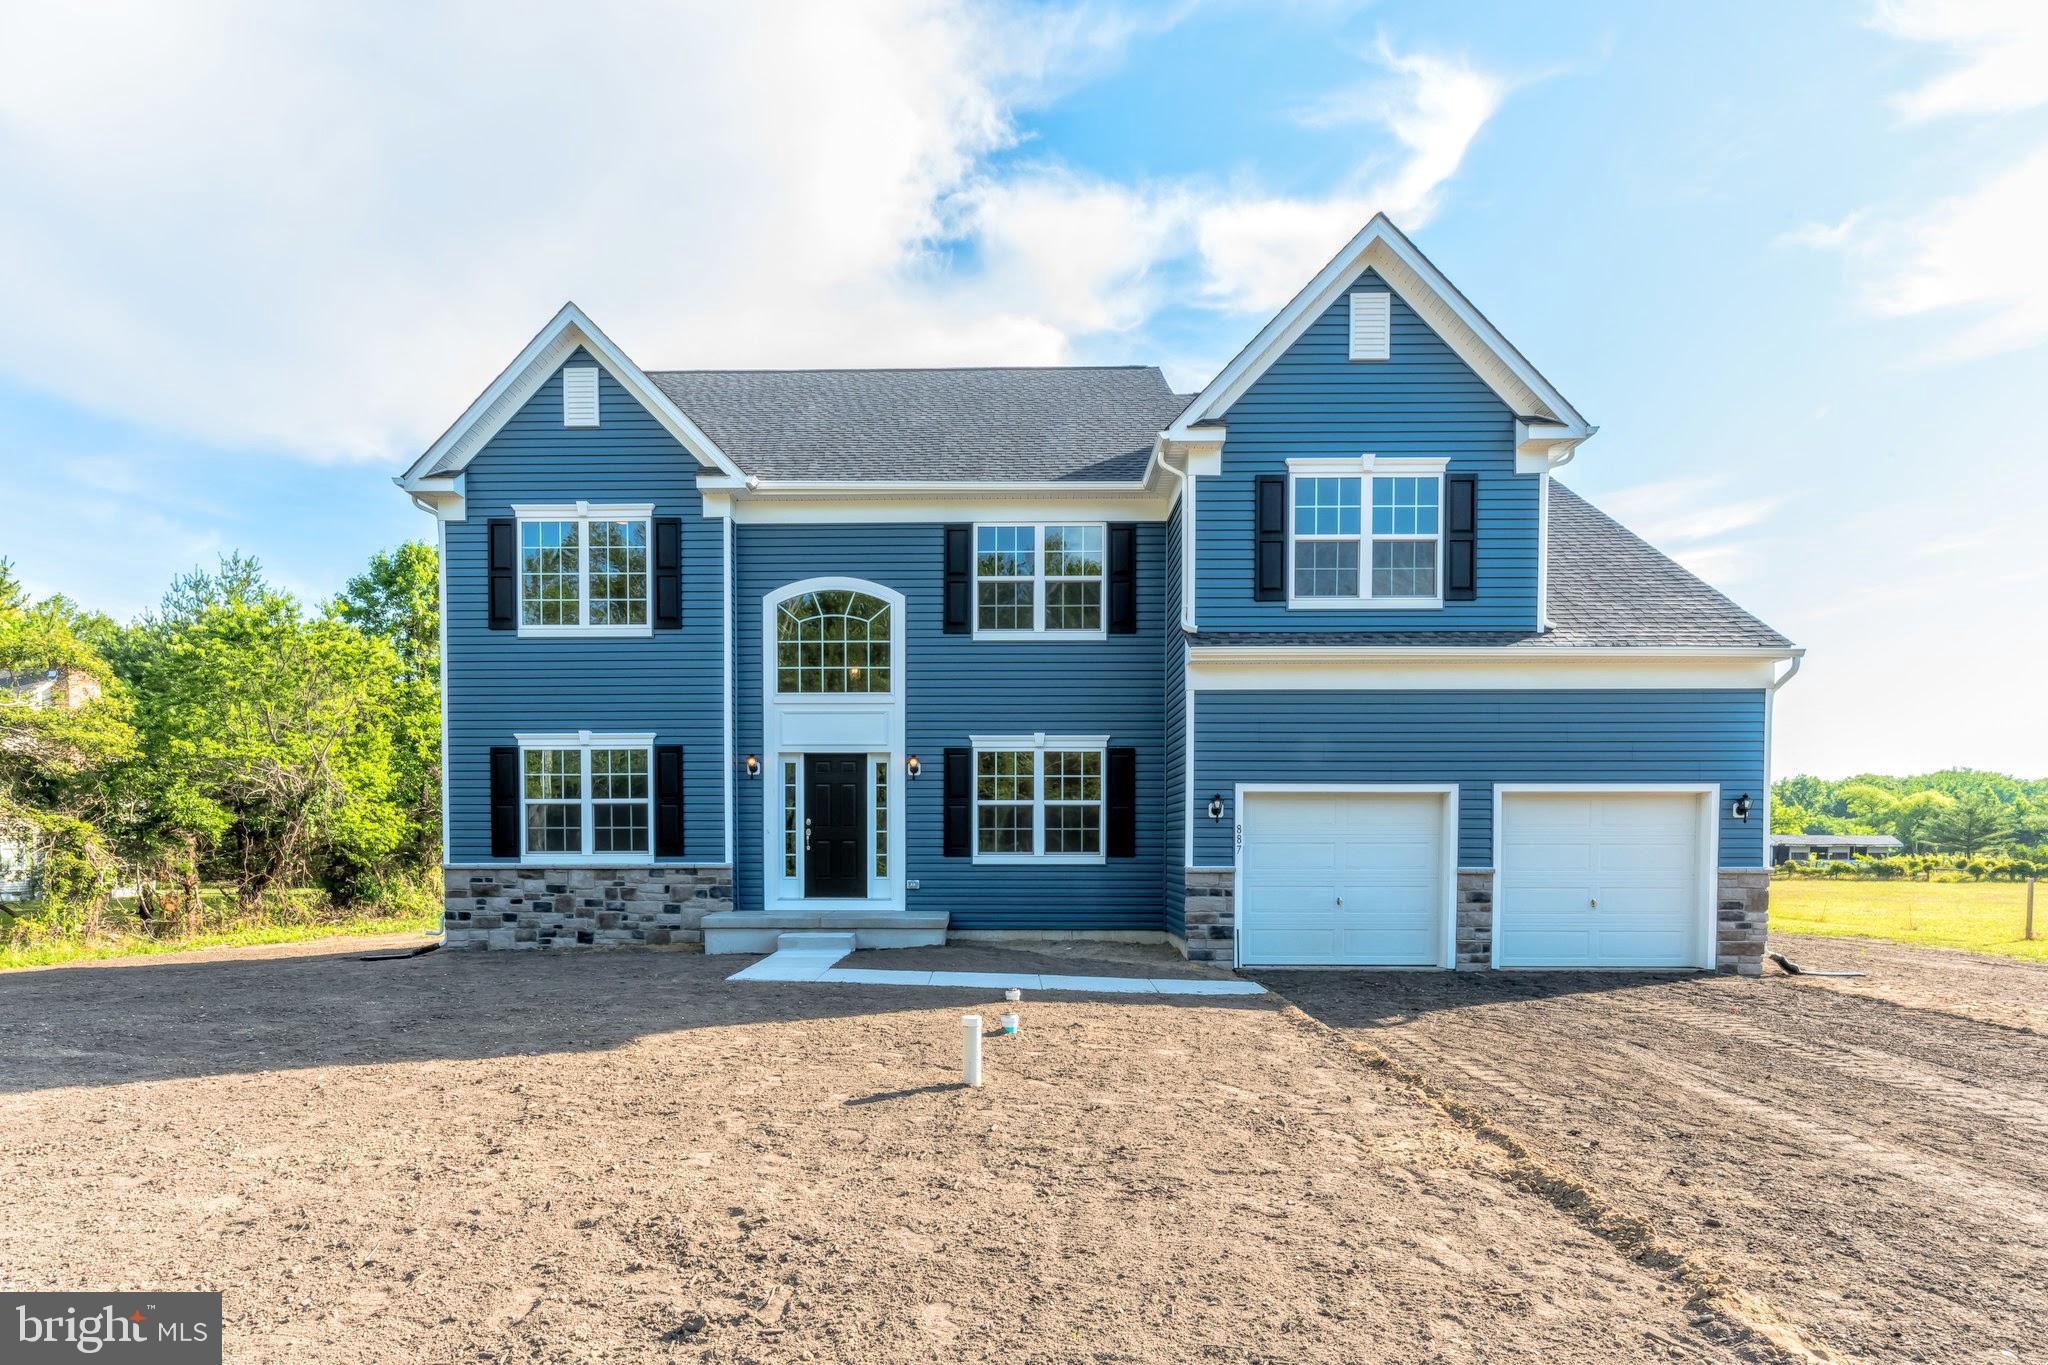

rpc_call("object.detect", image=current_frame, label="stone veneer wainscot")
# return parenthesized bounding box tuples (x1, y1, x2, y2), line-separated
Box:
(441, 865, 733, 950)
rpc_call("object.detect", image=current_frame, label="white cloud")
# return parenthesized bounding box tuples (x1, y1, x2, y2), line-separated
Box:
(1775, 213, 1863, 250)
(1590, 477, 1783, 587)
(0, 11, 1515, 461)
(1871, 0, 2048, 121)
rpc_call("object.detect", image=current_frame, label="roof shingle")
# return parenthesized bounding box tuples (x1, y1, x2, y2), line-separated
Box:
(646, 366, 1187, 483)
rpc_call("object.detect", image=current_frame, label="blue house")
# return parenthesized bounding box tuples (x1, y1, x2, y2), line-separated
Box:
(397, 216, 1798, 975)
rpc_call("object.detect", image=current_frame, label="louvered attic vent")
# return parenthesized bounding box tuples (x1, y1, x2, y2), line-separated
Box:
(563, 365, 599, 426)
(1348, 291, 1391, 361)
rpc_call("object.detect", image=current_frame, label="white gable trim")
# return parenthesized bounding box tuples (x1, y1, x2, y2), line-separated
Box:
(395, 302, 744, 490)
(1166, 215, 1591, 444)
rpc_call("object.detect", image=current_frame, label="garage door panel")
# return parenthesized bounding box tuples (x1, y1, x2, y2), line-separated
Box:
(1497, 792, 1706, 969)
(1239, 791, 1447, 967)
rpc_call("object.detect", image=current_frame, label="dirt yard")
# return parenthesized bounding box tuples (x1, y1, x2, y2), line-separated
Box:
(1265, 933, 2048, 1363)
(4, 938, 1780, 1365)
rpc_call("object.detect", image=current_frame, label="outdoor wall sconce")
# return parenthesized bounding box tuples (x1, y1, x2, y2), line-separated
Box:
(1732, 793, 1752, 821)
(744, 755, 760, 779)
(906, 755, 922, 780)
(1208, 794, 1225, 822)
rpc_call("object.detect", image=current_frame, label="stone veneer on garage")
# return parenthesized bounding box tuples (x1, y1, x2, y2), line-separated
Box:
(1180, 867, 1771, 976)
(441, 865, 732, 950)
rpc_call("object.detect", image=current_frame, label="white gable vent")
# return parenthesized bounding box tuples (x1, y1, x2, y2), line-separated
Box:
(1348, 291, 1391, 361)
(562, 365, 600, 426)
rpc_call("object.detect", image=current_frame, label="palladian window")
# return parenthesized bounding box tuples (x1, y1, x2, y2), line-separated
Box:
(775, 590, 893, 694)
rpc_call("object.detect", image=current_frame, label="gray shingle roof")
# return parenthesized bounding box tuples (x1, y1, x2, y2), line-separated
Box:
(1195, 481, 1792, 651)
(646, 366, 1187, 482)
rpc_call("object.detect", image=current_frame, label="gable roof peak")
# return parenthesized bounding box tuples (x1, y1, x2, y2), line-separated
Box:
(1165, 215, 1590, 447)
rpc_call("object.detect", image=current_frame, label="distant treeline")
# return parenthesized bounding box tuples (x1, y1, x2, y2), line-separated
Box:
(1773, 770, 2045, 856)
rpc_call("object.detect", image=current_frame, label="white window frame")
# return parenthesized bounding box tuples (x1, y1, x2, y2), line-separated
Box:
(968, 732, 1109, 865)
(972, 522, 1108, 640)
(512, 501, 655, 639)
(1284, 456, 1447, 610)
(513, 730, 657, 866)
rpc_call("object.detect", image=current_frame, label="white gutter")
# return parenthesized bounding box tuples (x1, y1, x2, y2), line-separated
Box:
(1188, 644, 1803, 665)
(1762, 648, 1806, 852)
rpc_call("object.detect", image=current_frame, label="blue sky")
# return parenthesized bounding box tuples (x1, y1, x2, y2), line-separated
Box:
(1, 1, 2043, 778)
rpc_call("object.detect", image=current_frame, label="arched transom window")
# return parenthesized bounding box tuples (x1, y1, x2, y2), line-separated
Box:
(776, 590, 892, 694)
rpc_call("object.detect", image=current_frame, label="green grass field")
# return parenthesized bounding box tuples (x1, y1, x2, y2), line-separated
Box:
(1771, 878, 2048, 962)
(0, 909, 437, 971)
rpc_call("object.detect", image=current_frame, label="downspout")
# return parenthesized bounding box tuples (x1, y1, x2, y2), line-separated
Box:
(1762, 649, 1805, 863)
(1148, 435, 1195, 632)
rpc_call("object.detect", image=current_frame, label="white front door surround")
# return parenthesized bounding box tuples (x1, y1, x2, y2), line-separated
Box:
(1492, 784, 1719, 969)
(1232, 784, 1459, 968)
(759, 578, 906, 912)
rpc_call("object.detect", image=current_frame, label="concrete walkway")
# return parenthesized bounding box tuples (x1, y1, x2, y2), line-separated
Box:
(726, 934, 1266, 996)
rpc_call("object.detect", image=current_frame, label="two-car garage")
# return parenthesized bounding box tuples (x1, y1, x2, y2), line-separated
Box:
(1234, 785, 1717, 970)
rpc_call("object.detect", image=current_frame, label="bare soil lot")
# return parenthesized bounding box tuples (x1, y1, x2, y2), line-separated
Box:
(4, 939, 1758, 1364)
(1264, 933, 2048, 1363)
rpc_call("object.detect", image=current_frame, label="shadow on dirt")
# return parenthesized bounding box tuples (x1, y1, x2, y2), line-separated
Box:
(0, 942, 1272, 1094)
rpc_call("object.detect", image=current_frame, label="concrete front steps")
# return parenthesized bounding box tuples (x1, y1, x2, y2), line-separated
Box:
(701, 909, 949, 954)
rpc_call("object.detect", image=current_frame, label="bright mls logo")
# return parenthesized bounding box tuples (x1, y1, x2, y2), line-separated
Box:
(2, 1294, 221, 1363)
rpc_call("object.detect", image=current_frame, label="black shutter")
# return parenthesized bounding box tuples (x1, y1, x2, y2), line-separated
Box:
(653, 518, 682, 629)
(943, 525, 972, 634)
(943, 748, 971, 856)
(1106, 747, 1137, 858)
(487, 519, 517, 630)
(489, 746, 520, 858)
(655, 745, 685, 857)
(1108, 523, 1137, 634)
(1444, 474, 1478, 601)
(1253, 475, 1287, 601)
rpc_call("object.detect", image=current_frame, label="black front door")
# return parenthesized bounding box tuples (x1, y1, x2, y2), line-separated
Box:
(804, 753, 868, 899)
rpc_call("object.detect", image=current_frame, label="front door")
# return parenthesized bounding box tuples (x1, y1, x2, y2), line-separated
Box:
(803, 753, 868, 899)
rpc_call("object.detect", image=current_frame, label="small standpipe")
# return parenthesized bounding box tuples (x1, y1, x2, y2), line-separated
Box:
(1001, 987, 1022, 1035)
(962, 1015, 983, 1087)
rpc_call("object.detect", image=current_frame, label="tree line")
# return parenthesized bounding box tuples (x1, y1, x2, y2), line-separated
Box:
(0, 546, 439, 943)
(1772, 770, 2046, 857)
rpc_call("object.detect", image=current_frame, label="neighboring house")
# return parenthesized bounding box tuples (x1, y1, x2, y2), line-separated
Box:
(399, 215, 1799, 975)
(1, 667, 105, 900)
(1772, 834, 1904, 864)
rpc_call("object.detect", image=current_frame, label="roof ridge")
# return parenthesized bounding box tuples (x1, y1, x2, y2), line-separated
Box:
(648, 365, 1163, 376)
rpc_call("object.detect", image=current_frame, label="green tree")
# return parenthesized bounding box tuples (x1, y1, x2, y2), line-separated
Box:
(126, 556, 411, 909)
(327, 542, 440, 869)
(1919, 793, 2017, 857)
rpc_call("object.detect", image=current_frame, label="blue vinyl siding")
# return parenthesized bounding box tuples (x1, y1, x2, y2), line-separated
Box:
(1194, 267, 1539, 632)
(1191, 689, 1767, 868)
(444, 353, 726, 862)
(733, 522, 1166, 931)
(1163, 499, 1187, 937)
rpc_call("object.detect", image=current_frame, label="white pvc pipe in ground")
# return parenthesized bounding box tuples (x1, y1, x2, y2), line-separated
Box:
(962, 1015, 983, 1087)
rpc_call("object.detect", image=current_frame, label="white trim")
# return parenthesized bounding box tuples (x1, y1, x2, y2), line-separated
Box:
(1182, 474, 1198, 630)
(969, 735, 1111, 866)
(1763, 653, 1803, 847)
(1166, 215, 1590, 443)
(512, 733, 659, 867)
(395, 302, 744, 488)
(758, 578, 906, 913)
(722, 512, 734, 866)
(1182, 678, 1197, 871)
(969, 521, 1110, 640)
(1284, 459, 1447, 611)
(509, 501, 654, 519)
(1231, 782, 1460, 970)
(1490, 783, 1719, 971)
(1536, 467, 1552, 631)
(437, 516, 451, 865)
(730, 493, 1172, 524)
(1187, 649, 1785, 691)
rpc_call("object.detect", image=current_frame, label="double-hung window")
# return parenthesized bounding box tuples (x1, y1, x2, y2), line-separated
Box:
(974, 524, 1105, 635)
(514, 502, 653, 636)
(970, 734, 1106, 862)
(516, 733, 654, 861)
(1286, 458, 1446, 607)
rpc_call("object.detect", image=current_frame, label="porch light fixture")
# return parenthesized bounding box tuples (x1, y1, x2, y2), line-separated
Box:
(1731, 793, 1752, 822)
(906, 755, 922, 780)
(1208, 794, 1224, 822)
(744, 754, 760, 779)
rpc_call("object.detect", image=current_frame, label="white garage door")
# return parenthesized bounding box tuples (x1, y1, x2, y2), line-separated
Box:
(1496, 791, 1707, 968)
(1239, 791, 1446, 967)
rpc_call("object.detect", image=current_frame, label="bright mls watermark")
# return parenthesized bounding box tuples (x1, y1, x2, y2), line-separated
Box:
(2, 1294, 220, 1363)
